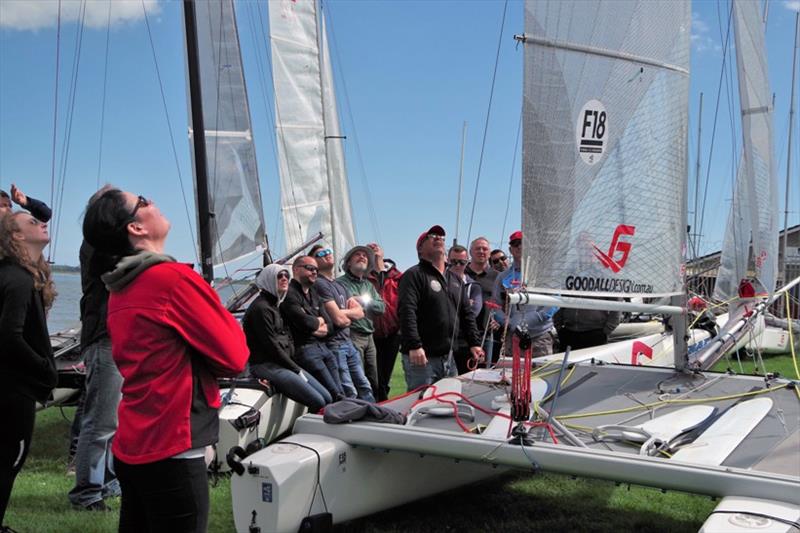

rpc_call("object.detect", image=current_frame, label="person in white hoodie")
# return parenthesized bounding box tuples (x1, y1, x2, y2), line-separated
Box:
(243, 264, 333, 413)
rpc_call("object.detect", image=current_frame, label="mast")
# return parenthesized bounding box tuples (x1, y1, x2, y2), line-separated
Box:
(783, 13, 799, 289)
(183, 0, 214, 283)
(692, 92, 703, 261)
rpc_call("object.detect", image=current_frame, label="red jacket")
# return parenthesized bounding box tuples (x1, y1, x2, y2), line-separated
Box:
(367, 262, 403, 338)
(107, 262, 248, 464)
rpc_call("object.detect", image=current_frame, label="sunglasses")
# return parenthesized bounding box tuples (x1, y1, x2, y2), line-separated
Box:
(449, 259, 468, 266)
(301, 264, 319, 273)
(427, 234, 445, 242)
(491, 256, 507, 265)
(277, 271, 290, 280)
(129, 195, 151, 220)
(314, 248, 332, 258)
(509, 239, 522, 247)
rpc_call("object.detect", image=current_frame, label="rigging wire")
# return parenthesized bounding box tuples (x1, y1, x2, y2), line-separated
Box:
(51, 0, 88, 263)
(140, 0, 199, 266)
(244, 2, 284, 254)
(324, 4, 382, 244)
(466, 0, 509, 244)
(500, 113, 522, 247)
(95, 0, 113, 189)
(696, 1, 734, 255)
(48, 0, 62, 263)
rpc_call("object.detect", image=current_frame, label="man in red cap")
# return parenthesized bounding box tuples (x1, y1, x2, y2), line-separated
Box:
(492, 230, 557, 357)
(398, 225, 484, 390)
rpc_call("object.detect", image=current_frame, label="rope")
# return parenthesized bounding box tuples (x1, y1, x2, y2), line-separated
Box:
(48, 0, 62, 260)
(787, 291, 800, 380)
(697, 2, 734, 254)
(499, 113, 522, 246)
(140, 0, 199, 266)
(95, 1, 112, 189)
(466, 0, 509, 243)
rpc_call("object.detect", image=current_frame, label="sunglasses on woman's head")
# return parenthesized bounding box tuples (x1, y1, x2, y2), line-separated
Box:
(314, 248, 332, 258)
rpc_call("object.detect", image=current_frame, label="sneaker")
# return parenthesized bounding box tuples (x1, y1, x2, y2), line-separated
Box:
(72, 500, 110, 512)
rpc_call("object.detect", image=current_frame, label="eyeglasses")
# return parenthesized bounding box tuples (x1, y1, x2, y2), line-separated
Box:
(491, 256, 507, 265)
(449, 259, 468, 266)
(301, 264, 319, 273)
(509, 239, 522, 247)
(314, 248, 332, 258)
(129, 195, 151, 220)
(277, 271, 290, 280)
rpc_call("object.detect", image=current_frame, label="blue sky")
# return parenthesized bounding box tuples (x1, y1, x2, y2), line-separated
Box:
(0, 0, 798, 273)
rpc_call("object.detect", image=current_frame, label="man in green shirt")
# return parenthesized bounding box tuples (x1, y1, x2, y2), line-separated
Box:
(337, 245, 385, 394)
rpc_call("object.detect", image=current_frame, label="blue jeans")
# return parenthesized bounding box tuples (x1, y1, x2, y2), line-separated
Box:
(68, 338, 123, 507)
(401, 352, 457, 392)
(295, 342, 344, 400)
(250, 363, 332, 413)
(329, 341, 375, 403)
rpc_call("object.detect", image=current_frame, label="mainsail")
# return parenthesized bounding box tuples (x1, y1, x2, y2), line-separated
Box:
(268, 0, 356, 259)
(521, 0, 690, 298)
(185, 0, 267, 267)
(713, 0, 779, 300)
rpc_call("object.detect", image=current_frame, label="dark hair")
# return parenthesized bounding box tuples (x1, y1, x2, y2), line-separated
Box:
(0, 190, 8, 199)
(82, 189, 136, 256)
(490, 249, 504, 256)
(448, 244, 467, 256)
(308, 244, 325, 257)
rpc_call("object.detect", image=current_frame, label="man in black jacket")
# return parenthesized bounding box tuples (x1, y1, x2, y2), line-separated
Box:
(280, 256, 344, 400)
(398, 225, 483, 391)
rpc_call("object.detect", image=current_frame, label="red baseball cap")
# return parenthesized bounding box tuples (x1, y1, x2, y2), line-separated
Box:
(416, 225, 446, 249)
(509, 230, 523, 243)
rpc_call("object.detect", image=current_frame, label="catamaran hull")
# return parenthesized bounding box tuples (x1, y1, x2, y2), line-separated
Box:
(700, 496, 800, 533)
(231, 432, 505, 533)
(215, 387, 305, 472)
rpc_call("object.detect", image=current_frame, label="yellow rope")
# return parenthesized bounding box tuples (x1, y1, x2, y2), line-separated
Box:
(555, 383, 790, 421)
(785, 290, 799, 380)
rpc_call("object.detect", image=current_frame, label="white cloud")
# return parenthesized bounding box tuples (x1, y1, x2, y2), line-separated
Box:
(691, 11, 720, 54)
(0, 0, 160, 31)
(785, 1, 800, 13)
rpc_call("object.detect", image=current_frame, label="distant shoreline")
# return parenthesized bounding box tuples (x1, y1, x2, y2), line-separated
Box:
(51, 265, 80, 273)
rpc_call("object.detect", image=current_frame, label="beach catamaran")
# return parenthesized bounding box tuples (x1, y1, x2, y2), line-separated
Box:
(228, 1, 799, 531)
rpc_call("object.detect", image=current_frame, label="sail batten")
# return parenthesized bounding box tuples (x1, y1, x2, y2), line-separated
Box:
(268, 0, 355, 259)
(521, 0, 690, 299)
(186, 0, 267, 269)
(714, 0, 779, 300)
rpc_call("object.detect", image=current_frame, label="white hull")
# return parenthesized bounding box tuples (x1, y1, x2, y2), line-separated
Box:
(700, 496, 800, 533)
(747, 326, 792, 354)
(215, 387, 305, 472)
(232, 433, 504, 533)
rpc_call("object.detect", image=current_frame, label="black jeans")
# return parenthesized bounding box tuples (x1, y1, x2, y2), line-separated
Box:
(374, 334, 401, 402)
(115, 456, 209, 533)
(0, 390, 35, 526)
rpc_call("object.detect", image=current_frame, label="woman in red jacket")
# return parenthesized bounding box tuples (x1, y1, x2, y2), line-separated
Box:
(83, 190, 248, 533)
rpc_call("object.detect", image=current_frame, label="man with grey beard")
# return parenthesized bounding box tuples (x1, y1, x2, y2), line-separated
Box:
(337, 246, 385, 395)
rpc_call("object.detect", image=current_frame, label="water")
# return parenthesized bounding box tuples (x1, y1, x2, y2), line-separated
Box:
(49, 272, 81, 333)
(47, 271, 251, 334)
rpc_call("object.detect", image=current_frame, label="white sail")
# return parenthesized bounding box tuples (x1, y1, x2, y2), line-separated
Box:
(268, 0, 356, 259)
(521, 0, 690, 298)
(189, 0, 267, 266)
(714, 0, 779, 299)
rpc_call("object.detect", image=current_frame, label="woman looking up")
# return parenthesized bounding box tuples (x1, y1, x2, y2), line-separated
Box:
(82, 190, 248, 533)
(243, 264, 332, 413)
(0, 212, 57, 532)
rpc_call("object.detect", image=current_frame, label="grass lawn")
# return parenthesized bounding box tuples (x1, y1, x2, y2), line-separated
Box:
(5, 351, 796, 532)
